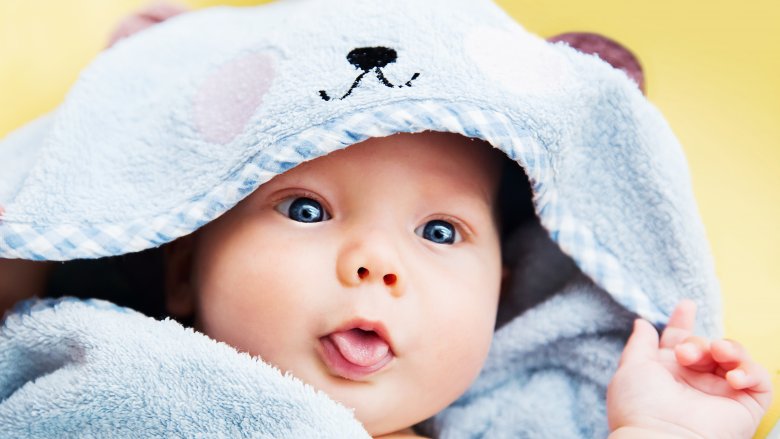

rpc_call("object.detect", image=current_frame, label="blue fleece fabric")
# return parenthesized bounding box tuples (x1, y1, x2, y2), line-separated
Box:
(0, 0, 722, 437)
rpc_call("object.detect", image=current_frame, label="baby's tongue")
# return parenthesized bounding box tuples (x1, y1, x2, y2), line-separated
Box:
(329, 329, 389, 367)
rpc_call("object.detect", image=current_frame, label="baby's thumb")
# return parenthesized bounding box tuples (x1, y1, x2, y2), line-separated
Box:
(618, 318, 660, 366)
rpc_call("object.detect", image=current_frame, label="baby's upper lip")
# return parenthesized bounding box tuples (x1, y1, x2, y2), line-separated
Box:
(330, 317, 396, 355)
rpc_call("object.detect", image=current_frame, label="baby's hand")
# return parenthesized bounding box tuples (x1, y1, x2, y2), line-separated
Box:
(607, 300, 773, 438)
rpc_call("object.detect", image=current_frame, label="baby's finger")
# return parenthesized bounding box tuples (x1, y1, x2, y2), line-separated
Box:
(714, 340, 771, 389)
(710, 339, 747, 371)
(619, 319, 659, 366)
(726, 367, 761, 391)
(659, 299, 697, 349)
(674, 335, 715, 371)
(726, 360, 773, 397)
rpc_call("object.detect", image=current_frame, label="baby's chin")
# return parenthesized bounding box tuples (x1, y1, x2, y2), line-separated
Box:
(257, 337, 468, 435)
(294, 359, 435, 436)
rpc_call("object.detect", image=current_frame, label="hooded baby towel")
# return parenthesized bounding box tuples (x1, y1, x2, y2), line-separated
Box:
(0, 0, 722, 437)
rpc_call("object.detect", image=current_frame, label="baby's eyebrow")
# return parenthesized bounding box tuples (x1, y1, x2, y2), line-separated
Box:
(435, 177, 496, 207)
(430, 192, 495, 226)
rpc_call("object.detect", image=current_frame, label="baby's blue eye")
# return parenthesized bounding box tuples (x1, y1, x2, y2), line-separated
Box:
(415, 220, 459, 245)
(276, 196, 331, 223)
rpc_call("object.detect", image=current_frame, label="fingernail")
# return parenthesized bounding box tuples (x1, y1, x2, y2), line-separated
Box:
(716, 339, 735, 356)
(729, 369, 745, 381)
(728, 369, 746, 387)
(679, 343, 697, 357)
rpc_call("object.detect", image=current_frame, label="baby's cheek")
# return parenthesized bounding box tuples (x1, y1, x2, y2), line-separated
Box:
(445, 289, 497, 373)
(446, 314, 494, 376)
(414, 298, 494, 404)
(200, 278, 294, 351)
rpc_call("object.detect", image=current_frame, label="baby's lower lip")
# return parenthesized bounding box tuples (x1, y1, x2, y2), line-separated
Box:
(318, 335, 394, 381)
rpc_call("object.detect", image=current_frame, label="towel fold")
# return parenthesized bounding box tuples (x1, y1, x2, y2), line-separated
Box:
(0, 298, 371, 438)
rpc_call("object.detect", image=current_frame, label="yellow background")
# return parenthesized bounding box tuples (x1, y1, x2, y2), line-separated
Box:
(1, 0, 778, 436)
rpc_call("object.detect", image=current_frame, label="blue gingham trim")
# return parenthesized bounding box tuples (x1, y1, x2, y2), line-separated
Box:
(539, 194, 667, 325)
(0, 100, 666, 324)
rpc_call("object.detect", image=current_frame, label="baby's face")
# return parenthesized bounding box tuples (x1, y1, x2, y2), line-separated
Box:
(170, 132, 504, 436)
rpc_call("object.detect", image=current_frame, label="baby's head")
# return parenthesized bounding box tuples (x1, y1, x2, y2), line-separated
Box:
(165, 131, 509, 436)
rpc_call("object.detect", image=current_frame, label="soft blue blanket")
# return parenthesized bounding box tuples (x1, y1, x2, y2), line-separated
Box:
(0, 0, 722, 437)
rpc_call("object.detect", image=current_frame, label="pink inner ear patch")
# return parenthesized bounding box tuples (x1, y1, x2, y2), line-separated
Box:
(194, 52, 276, 145)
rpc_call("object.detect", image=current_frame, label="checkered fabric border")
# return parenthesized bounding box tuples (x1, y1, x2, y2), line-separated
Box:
(0, 100, 665, 324)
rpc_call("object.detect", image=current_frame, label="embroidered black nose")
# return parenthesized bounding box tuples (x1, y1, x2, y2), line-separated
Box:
(319, 46, 419, 101)
(347, 47, 397, 71)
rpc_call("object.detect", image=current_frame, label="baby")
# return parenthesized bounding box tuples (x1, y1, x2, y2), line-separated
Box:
(160, 131, 771, 438)
(0, 2, 774, 437)
(163, 132, 506, 437)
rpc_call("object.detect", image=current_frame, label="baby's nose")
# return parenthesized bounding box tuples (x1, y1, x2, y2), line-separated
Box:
(335, 229, 406, 296)
(337, 258, 405, 297)
(357, 266, 398, 287)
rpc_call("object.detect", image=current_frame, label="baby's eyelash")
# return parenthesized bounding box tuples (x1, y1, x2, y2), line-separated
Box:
(271, 190, 332, 214)
(425, 215, 474, 241)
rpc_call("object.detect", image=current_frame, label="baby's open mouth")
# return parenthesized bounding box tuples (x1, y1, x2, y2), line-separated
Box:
(319, 327, 395, 381)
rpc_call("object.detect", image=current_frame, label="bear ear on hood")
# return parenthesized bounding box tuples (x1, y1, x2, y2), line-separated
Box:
(547, 32, 646, 95)
(106, 2, 189, 48)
